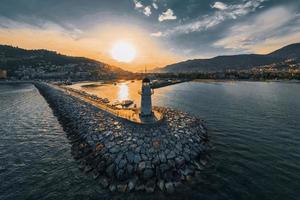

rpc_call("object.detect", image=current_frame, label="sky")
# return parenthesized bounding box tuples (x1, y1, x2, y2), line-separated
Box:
(0, 0, 300, 72)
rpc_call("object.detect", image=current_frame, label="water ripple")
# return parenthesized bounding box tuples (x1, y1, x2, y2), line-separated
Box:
(1, 82, 300, 200)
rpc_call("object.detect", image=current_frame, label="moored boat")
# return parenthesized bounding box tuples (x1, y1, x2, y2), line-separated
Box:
(121, 99, 133, 107)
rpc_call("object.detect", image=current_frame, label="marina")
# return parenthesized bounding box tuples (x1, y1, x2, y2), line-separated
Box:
(60, 79, 164, 124)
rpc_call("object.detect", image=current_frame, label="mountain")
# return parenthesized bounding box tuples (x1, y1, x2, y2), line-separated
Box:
(0, 45, 130, 79)
(267, 43, 300, 58)
(158, 43, 300, 73)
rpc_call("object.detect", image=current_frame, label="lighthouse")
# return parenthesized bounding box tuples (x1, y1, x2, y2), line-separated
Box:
(139, 77, 153, 117)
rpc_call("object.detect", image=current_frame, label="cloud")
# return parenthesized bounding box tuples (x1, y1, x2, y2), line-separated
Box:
(133, 0, 152, 16)
(144, 6, 152, 16)
(214, 6, 300, 53)
(134, 0, 143, 9)
(150, 31, 162, 37)
(158, 9, 177, 22)
(154, 0, 265, 36)
(211, 2, 228, 10)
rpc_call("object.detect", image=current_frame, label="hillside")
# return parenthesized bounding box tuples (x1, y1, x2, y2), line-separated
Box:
(0, 45, 130, 80)
(268, 43, 300, 58)
(159, 43, 300, 73)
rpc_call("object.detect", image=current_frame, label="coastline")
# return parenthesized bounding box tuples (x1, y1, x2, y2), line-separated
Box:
(191, 79, 300, 83)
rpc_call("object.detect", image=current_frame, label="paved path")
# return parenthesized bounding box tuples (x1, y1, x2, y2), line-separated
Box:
(59, 85, 163, 124)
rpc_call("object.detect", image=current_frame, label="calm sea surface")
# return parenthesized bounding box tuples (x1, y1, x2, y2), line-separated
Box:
(0, 81, 300, 200)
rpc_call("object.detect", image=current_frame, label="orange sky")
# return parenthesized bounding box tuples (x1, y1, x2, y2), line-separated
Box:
(0, 24, 182, 72)
(1, 21, 298, 72)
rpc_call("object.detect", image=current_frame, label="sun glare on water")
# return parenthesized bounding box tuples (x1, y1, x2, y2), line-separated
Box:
(110, 41, 136, 63)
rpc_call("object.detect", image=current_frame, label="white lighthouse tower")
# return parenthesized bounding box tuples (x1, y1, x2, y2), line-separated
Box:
(139, 77, 154, 117)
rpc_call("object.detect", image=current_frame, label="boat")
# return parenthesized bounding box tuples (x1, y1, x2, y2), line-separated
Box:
(103, 98, 110, 103)
(64, 80, 72, 85)
(121, 100, 134, 107)
(112, 100, 120, 106)
(81, 83, 101, 88)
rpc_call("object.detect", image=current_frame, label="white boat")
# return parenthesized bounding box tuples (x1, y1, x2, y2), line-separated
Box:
(103, 98, 110, 103)
(121, 100, 134, 107)
(112, 100, 120, 106)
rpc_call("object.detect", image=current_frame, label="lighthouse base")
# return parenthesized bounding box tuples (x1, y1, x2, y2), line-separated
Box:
(138, 110, 163, 124)
(139, 111, 153, 118)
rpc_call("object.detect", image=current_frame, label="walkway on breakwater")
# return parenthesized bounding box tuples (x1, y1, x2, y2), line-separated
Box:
(151, 79, 188, 89)
(59, 85, 163, 124)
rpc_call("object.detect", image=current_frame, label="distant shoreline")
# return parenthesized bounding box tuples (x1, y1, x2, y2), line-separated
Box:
(191, 79, 300, 84)
(0, 79, 299, 86)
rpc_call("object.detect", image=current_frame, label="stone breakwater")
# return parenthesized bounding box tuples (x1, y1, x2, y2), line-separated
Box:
(35, 82, 210, 193)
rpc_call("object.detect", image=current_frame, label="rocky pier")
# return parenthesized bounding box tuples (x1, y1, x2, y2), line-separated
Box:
(34, 82, 210, 193)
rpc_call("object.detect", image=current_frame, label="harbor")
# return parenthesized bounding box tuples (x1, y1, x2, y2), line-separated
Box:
(64, 79, 187, 109)
(59, 85, 164, 125)
(34, 79, 210, 193)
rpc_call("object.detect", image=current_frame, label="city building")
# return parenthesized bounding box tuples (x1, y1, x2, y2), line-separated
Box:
(0, 69, 7, 79)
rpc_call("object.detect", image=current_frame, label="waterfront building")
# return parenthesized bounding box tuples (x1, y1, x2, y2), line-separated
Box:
(0, 69, 7, 79)
(139, 77, 154, 117)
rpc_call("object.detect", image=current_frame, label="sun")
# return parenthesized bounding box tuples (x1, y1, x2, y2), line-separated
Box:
(110, 41, 136, 63)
